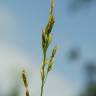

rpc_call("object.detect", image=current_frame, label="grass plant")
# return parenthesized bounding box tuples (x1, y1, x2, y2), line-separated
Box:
(21, 0, 57, 96)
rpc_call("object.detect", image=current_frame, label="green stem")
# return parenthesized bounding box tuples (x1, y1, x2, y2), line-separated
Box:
(44, 71, 48, 85)
(40, 80, 44, 96)
(40, 51, 46, 96)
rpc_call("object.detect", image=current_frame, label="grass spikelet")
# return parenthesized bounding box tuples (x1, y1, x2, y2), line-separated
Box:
(21, 70, 30, 96)
(50, 0, 55, 15)
(22, 70, 28, 88)
(52, 46, 57, 58)
(26, 89, 30, 96)
(45, 15, 55, 36)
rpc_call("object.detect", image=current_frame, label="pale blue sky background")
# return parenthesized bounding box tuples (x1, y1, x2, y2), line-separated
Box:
(0, 0, 96, 96)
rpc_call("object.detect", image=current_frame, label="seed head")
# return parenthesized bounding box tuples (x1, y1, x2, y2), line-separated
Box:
(45, 15, 55, 36)
(47, 46, 57, 72)
(52, 46, 57, 58)
(48, 58, 54, 72)
(42, 31, 46, 49)
(50, 0, 55, 15)
(26, 90, 30, 96)
(47, 34, 52, 46)
(22, 70, 28, 88)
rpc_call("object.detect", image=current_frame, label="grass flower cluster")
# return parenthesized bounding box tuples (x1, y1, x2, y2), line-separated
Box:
(21, 0, 57, 96)
(22, 70, 30, 96)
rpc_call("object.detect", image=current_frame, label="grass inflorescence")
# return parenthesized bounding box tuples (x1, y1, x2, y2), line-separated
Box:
(22, 70, 30, 96)
(21, 0, 57, 96)
(41, 0, 57, 96)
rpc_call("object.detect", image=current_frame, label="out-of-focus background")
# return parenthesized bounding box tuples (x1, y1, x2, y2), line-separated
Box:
(0, 0, 96, 96)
